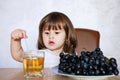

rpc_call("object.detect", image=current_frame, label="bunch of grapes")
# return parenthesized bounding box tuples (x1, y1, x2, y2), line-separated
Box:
(58, 48, 119, 76)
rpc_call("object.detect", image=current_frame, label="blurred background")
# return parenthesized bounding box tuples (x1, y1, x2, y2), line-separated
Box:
(0, 0, 120, 68)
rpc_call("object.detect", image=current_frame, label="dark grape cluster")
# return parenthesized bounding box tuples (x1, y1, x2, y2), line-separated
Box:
(58, 48, 119, 76)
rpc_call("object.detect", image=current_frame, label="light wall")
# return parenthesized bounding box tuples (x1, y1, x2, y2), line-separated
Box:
(0, 0, 120, 68)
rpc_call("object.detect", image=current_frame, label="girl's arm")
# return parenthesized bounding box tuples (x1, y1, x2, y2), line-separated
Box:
(10, 29, 27, 62)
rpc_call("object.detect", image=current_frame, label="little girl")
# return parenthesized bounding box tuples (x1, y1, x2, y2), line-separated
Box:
(10, 12, 77, 68)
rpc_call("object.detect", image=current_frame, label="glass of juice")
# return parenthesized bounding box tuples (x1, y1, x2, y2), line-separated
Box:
(23, 50, 45, 78)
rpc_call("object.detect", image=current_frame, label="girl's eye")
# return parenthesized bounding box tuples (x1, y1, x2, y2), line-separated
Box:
(45, 32, 49, 34)
(55, 32, 60, 34)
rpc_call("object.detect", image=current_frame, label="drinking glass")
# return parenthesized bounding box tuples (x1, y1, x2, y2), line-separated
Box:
(23, 50, 45, 78)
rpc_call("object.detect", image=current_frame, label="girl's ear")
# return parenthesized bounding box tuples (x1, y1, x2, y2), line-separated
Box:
(65, 39, 68, 44)
(65, 39, 70, 48)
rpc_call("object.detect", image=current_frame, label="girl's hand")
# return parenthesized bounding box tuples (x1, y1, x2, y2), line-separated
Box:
(11, 29, 28, 40)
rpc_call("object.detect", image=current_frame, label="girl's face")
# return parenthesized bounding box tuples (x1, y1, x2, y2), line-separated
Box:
(42, 28, 66, 53)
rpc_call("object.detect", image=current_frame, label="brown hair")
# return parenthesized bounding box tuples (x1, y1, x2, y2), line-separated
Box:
(37, 12, 76, 53)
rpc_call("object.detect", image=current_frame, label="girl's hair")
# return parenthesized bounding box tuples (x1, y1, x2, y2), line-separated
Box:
(37, 12, 76, 53)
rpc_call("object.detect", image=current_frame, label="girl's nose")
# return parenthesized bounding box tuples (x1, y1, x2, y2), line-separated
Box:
(49, 33, 54, 39)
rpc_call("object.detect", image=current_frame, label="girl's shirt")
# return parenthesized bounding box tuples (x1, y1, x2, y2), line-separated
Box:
(43, 49, 60, 68)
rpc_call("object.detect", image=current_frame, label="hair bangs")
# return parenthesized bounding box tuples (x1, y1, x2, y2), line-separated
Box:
(43, 22, 65, 31)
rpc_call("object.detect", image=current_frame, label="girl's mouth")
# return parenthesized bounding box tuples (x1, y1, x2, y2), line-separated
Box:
(49, 41, 55, 45)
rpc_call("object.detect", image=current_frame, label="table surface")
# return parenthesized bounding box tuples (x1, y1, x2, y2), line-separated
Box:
(0, 68, 120, 80)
